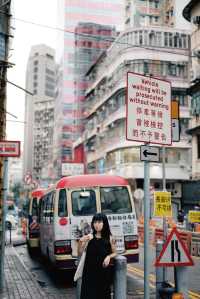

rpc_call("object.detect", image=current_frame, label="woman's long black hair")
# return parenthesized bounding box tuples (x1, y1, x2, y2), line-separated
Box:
(91, 213, 112, 241)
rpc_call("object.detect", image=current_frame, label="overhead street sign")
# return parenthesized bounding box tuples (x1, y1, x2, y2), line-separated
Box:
(140, 145, 160, 162)
(126, 72, 172, 145)
(0, 141, 20, 157)
(155, 228, 194, 267)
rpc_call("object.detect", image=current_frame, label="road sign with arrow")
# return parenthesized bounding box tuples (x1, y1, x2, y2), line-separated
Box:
(140, 145, 160, 162)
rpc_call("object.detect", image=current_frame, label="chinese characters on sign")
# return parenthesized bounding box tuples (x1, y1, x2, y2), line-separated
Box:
(188, 211, 200, 223)
(126, 72, 172, 145)
(61, 163, 84, 176)
(0, 141, 20, 157)
(154, 191, 172, 217)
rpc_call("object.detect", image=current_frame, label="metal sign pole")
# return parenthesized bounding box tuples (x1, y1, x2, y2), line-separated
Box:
(0, 157, 8, 289)
(162, 146, 167, 282)
(144, 160, 150, 299)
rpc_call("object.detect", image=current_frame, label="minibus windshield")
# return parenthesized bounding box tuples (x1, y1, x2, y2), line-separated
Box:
(100, 186, 132, 214)
(71, 189, 97, 216)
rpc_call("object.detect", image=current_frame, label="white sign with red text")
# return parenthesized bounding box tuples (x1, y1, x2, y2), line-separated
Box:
(126, 72, 172, 145)
(0, 140, 20, 157)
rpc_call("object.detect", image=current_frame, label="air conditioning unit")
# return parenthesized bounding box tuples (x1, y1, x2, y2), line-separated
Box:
(149, 30, 155, 35)
(193, 49, 200, 58)
(110, 122, 116, 128)
(191, 66, 200, 82)
(192, 16, 200, 25)
(89, 146, 95, 151)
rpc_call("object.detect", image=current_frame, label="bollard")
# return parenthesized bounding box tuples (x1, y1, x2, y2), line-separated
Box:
(113, 255, 127, 299)
(156, 240, 164, 298)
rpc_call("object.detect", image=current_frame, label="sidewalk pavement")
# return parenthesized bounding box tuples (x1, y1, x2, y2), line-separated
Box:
(0, 245, 47, 299)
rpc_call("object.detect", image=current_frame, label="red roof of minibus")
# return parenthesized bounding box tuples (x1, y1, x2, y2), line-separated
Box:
(56, 175, 129, 189)
(31, 189, 45, 199)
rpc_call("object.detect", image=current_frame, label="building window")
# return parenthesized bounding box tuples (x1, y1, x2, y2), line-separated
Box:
(180, 118, 189, 135)
(34, 60, 38, 65)
(197, 135, 200, 159)
(34, 67, 38, 73)
(46, 68, 54, 76)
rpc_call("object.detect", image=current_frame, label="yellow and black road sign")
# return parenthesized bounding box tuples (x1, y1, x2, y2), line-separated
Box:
(154, 191, 172, 217)
(188, 210, 200, 223)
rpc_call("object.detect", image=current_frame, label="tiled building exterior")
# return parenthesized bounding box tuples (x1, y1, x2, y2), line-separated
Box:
(53, 0, 123, 179)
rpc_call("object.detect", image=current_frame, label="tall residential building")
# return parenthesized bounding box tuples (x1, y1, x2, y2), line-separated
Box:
(124, 0, 191, 30)
(54, 0, 123, 179)
(74, 22, 117, 140)
(183, 0, 200, 179)
(74, 26, 191, 218)
(23, 44, 56, 184)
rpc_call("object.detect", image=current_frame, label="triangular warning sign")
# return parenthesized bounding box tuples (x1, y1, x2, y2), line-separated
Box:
(155, 228, 194, 267)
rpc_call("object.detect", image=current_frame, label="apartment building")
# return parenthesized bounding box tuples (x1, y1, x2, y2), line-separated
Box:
(54, 0, 123, 179)
(23, 44, 56, 184)
(74, 22, 117, 140)
(74, 27, 191, 217)
(183, 0, 200, 179)
(124, 0, 191, 30)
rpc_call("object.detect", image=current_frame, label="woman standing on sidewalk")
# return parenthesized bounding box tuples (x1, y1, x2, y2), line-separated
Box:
(78, 213, 117, 299)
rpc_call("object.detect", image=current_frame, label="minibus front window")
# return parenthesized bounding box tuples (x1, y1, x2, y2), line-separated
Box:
(72, 190, 97, 216)
(100, 186, 132, 214)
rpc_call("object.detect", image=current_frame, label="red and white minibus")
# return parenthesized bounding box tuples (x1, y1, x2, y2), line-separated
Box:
(39, 174, 139, 269)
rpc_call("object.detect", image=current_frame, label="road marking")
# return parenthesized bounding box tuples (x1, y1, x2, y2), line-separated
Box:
(128, 265, 200, 299)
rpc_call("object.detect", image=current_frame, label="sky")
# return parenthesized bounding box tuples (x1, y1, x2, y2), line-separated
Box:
(6, 0, 57, 146)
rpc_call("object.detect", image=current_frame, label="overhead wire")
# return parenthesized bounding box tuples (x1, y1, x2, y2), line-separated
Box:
(12, 17, 195, 58)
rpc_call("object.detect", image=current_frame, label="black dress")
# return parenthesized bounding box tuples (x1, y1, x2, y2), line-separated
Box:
(81, 236, 113, 299)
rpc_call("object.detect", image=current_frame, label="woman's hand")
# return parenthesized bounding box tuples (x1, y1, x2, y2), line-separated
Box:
(103, 255, 111, 268)
(80, 233, 92, 243)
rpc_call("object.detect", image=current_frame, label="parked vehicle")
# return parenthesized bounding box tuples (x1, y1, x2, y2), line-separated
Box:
(5, 214, 18, 230)
(27, 188, 46, 253)
(39, 174, 139, 269)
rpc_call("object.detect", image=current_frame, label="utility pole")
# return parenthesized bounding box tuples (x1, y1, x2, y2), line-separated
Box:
(0, 0, 12, 290)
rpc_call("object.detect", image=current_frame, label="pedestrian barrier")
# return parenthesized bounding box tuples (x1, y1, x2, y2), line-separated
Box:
(138, 226, 144, 244)
(178, 230, 191, 253)
(191, 232, 200, 257)
(139, 225, 193, 255)
(154, 228, 164, 246)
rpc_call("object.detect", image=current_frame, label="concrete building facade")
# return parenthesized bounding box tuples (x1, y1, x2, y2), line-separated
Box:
(183, 0, 200, 179)
(124, 0, 191, 30)
(74, 27, 191, 218)
(23, 44, 56, 184)
(53, 0, 123, 179)
(74, 22, 117, 140)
